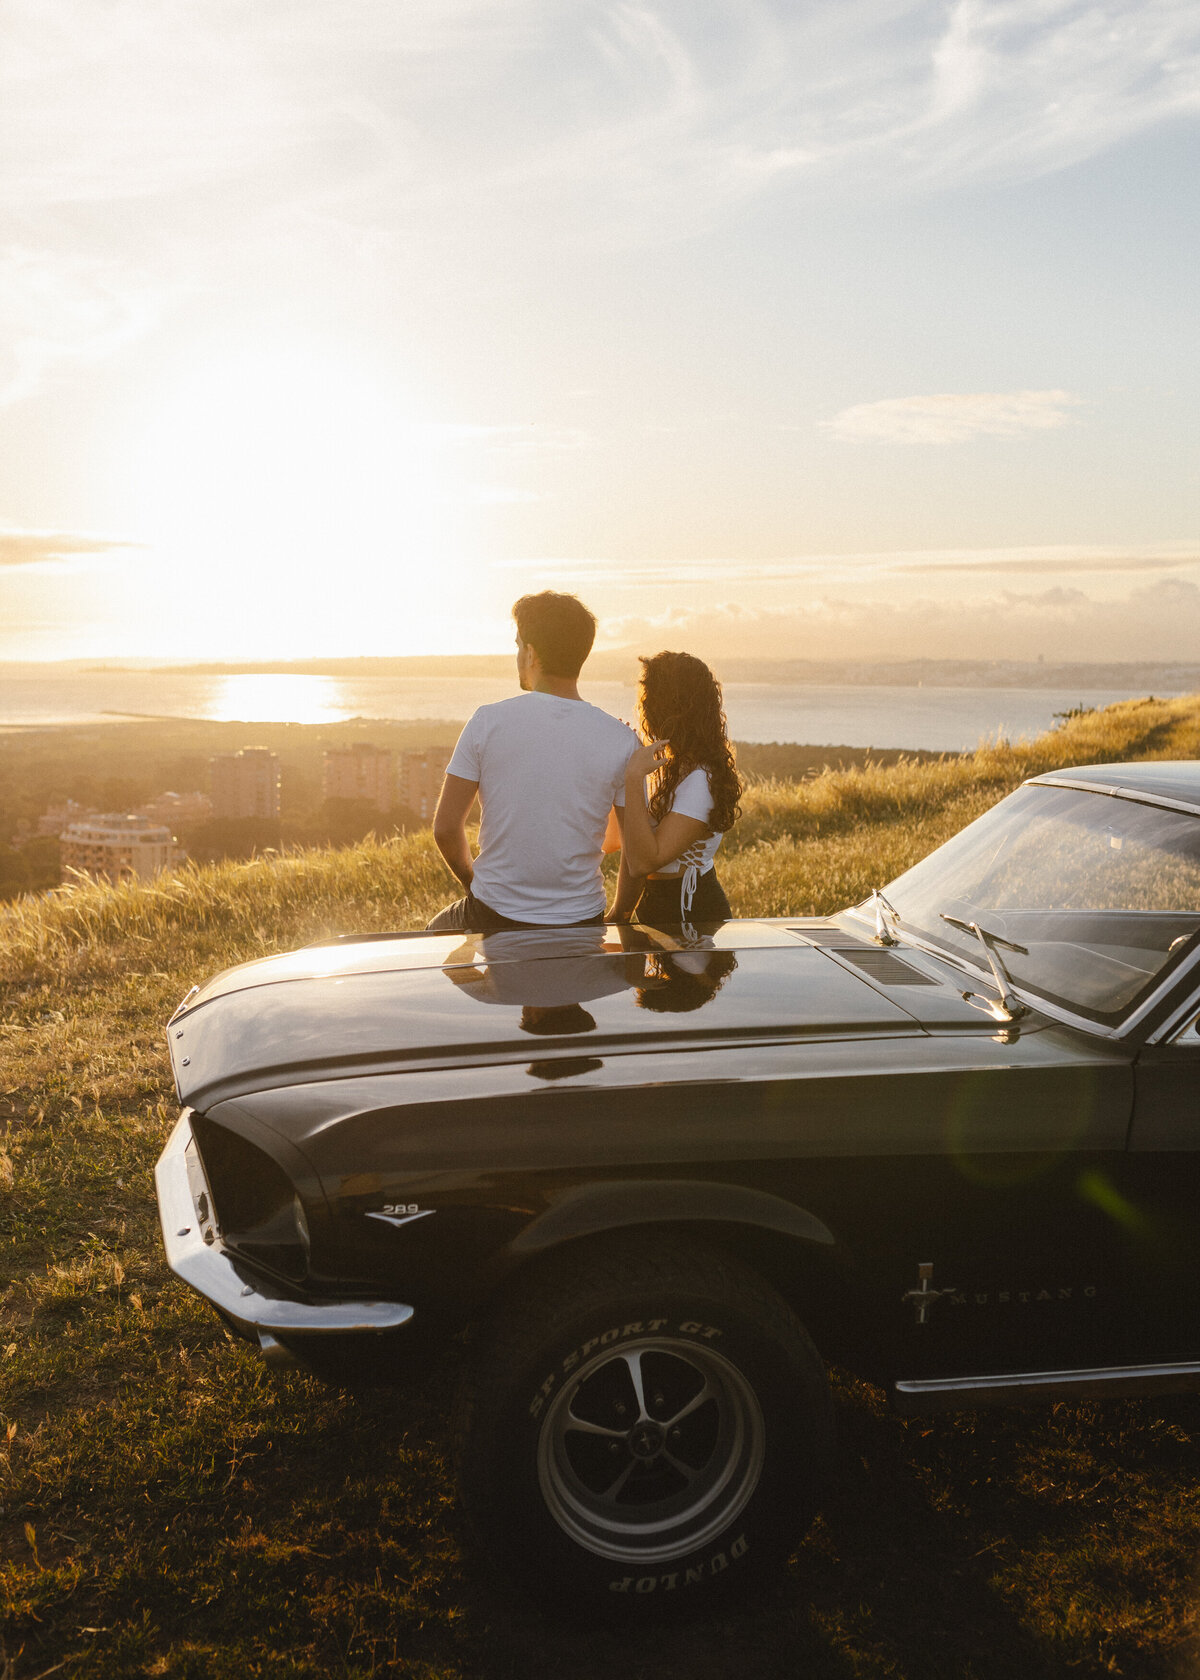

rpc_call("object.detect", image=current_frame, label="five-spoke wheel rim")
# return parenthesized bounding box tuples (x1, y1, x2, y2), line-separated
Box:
(536, 1336, 765, 1563)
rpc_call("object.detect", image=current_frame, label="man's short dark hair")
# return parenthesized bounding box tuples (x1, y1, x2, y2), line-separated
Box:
(519, 1003, 597, 1036)
(512, 591, 596, 679)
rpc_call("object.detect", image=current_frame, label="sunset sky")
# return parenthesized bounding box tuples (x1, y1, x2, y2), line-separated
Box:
(1, 1, 1198, 665)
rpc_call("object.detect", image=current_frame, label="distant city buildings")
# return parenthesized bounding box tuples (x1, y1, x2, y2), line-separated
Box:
(60, 815, 183, 885)
(137, 790, 213, 827)
(209, 748, 281, 820)
(37, 798, 95, 837)
(322, 743, 395, 811)
(18, 736, 449, 895)
(37, 791, 212, 840)
(397, 747, 452, 821)
(319, 742, 451, 819)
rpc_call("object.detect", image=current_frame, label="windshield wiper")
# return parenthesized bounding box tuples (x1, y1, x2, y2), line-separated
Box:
(870, 888, 901, 947)
(939, 913, 1029, 1022)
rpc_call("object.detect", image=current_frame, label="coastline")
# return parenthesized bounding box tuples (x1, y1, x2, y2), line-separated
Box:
(5, 653, 1200, 691)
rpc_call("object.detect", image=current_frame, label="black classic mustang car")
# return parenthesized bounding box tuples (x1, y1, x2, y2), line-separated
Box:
(156, 761, 1200, 1607)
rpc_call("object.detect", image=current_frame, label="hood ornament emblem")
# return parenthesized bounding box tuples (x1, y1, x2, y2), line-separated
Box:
(903, 1261, 957, 1325)
(870, 887, 901, 946)
(367, 1203, 435, 1229)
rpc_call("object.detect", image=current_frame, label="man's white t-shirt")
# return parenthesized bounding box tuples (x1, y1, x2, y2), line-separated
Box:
(447, 691, 638, 924)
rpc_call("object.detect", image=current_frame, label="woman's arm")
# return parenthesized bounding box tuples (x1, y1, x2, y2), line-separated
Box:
(622, 744, 711, 876)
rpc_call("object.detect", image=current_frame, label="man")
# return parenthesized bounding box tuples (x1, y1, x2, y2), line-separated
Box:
(427, 591, 641, 931)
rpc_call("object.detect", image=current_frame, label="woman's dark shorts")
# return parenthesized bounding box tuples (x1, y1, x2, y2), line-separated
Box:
(635, 867, 730, 928)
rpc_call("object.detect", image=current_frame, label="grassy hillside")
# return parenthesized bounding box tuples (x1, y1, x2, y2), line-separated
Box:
(2, 695, 1200, 1679)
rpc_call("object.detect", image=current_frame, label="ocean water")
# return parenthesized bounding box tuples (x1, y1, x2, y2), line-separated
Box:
(0, 669, 1179, 752)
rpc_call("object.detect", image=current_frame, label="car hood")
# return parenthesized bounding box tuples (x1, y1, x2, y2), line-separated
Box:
(168, 919, 991, 1109)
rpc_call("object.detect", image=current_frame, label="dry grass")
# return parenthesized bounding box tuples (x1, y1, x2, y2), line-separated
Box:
(3, 695, 1200, 1678)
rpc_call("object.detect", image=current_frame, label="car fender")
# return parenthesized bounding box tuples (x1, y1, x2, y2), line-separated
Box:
(508, 1178, 835, 1256)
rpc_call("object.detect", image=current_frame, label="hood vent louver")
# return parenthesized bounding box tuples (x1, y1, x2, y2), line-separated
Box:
(833, 948, 938, 987)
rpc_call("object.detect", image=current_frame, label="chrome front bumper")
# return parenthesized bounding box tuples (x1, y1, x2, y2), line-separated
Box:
(155, 1110, 414, 1362)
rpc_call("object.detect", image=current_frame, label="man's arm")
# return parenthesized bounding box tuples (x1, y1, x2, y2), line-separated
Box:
(432, 773, 479, 890)
(606, 805, 645, 922)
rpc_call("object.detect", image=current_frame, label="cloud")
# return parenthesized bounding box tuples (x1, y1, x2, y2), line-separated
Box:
(497, 543, 1200, 589)
(0, 248, 162, 406)
(467, 486, 546, 505)
(430, 423, 593, 454)
(0, 1, 537, 398)
(601, 577, 1200, 664)
(1, 1, 1197, 263)
(436, 0, 1200, 237)
(0, 0, 535, 211)
(912, 0, 1200, 185)
(492, 558, 834, 587)
(0, 528, 141, 568)
(821, 389, 1083, 445)
(0, 3, 1195, 401)
(426, 422, 590, 510)
(896, 553, 1200, 575)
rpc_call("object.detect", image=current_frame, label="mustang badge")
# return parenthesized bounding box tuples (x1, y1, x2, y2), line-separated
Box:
(902, 1261, 957, 1325)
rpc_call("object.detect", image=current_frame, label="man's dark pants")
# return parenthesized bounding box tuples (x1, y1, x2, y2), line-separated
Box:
(425, 890, 606, 934)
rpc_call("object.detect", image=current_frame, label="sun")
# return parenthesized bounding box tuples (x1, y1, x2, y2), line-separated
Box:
(127, 341, 479, 655)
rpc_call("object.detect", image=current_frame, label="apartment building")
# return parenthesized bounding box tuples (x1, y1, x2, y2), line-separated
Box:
(137, 790, 213, 827)
(396, 746, 452, 821)
(209, 748, 281, 820)
(60, 815, 182, 884)
(322, 743, 395, 812)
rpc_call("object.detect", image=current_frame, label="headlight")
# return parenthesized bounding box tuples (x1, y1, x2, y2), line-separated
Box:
(190, 1114, 311, 1282)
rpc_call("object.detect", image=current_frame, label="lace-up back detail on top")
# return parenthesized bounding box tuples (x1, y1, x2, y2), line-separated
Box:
(649, 766, 723, 901)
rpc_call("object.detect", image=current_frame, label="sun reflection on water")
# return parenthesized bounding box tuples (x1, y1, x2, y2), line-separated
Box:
(208, 674, 349, 725)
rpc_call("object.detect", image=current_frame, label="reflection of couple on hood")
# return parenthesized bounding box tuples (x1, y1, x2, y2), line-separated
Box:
(442, 923, 737, 1031)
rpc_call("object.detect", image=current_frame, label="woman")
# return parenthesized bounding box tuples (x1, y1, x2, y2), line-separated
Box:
(619, 650, 742, 926)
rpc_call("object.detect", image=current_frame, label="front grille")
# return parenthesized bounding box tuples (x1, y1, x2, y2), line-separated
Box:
(190, 1114, 309, 1282)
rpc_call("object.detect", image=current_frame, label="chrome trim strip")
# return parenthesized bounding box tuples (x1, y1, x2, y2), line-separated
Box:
(1027, 775, 1200, 819)
(1157, 1000, 1200, 1044)
(894, 1360, 1200, 1412)
(1117, 978, 1200, 1040)
(168, 984, 199, 1024)
(155, 1110, 414, 1340)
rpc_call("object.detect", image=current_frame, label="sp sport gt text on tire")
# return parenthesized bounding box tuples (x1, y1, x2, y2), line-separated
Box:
(453, 1235, 835, 1610)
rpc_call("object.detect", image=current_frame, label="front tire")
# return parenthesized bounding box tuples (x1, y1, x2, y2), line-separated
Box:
(454, 1235, 833, 1611)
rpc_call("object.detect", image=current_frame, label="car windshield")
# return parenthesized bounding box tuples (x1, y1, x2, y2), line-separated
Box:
(874, 782, 1200, 1024)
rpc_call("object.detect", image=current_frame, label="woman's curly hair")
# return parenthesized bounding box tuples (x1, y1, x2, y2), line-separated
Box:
(636, 650, 742, 834)
(636, 950, 738, 1013)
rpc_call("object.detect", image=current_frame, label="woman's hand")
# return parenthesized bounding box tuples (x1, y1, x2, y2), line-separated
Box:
(626, 739, 669, 782)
